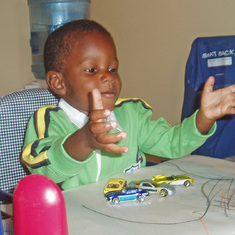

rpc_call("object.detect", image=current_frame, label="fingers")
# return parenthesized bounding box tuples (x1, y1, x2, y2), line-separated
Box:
(91, 88, 110, 123)
(227, 83, 235, 93)
(89, 120, 128, 146)
(203, 76, 215, 93)
(226, 107, 235, 115)
(96, 131, 128, 145)
(88, 115, 129, 154)
(90, 109, 111, 123)
(89, 120, 117, 134)
(92, 88, 103, 110)
(223, 93, 235, 115)
(104, 143, 129, 154)
(88, 120, 129, 153)
(96, 131, 129, 153)
(89, 88, 128, 154)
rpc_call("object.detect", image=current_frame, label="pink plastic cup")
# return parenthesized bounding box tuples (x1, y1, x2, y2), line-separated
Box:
(13, 175, 68, 235)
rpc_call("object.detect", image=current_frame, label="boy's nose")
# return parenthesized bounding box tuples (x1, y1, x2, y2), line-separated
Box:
(100, 73, 114, 83)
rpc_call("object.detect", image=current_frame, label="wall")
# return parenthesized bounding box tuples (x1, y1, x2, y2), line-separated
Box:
(1, 0, 235, 124)
(0, 1, 33, 96)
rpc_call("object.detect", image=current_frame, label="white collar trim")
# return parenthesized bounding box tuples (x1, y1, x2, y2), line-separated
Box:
(58, 99, 88, 128)
(58, 99, 123, 131)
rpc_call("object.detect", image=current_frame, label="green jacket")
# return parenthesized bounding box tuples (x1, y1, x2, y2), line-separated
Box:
(21, 98, 216, 190)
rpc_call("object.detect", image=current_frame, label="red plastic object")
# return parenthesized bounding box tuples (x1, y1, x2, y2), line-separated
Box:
(13, 175, 68, 235)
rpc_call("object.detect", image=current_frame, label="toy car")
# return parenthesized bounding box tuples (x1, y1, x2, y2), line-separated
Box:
(104, 187, 149, 204)
(152, 174, 194, 187)
(103, 178, 127, 194)
(128, 180, 175, 197)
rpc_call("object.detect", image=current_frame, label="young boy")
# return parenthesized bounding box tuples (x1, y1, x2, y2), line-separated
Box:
(21, 19, 235, 190)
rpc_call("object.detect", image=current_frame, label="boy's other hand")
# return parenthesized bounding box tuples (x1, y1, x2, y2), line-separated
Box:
(196, 76, 235, 134)
(201, 76, 235, 121)
(88, 88, 129, 153)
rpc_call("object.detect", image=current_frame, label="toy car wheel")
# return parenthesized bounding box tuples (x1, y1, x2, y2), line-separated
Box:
(112, 197, 120, 205)
(137, 195, 145, 202)
(184, 180, 191, 187)
(160, 189, 168, 197)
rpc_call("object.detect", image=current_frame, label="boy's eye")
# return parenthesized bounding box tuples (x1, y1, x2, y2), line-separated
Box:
(85, 68, 96, 73)
(109, 68, 117, 73)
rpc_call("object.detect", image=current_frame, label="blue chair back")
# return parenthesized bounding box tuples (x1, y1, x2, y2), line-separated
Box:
(181, 36, 235, 158)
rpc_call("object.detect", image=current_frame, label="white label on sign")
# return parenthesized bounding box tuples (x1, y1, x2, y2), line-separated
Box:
(207, 57, 232, 67)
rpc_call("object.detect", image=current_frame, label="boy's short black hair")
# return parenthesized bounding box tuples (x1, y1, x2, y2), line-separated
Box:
(44, 19, 112, 73)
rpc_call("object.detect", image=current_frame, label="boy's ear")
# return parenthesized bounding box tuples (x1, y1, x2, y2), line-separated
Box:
(46, 71, 66, 96)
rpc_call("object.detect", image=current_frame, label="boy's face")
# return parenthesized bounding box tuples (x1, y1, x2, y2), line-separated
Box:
(61, 31, 122, 115)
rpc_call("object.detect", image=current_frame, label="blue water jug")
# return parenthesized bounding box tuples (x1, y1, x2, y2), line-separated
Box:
(28, 0, 90, 80)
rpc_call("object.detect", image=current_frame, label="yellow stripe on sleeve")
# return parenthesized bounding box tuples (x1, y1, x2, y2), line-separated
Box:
(21, 141, 49, 168)
(115, 98, 152, 110)
(36, 105, 57, 139)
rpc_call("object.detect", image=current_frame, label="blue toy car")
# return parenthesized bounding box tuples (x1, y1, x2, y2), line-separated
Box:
(104, 187, 149, 204)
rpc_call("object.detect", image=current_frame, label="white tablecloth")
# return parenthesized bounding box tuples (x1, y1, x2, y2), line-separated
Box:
(63, 155, 235, 235)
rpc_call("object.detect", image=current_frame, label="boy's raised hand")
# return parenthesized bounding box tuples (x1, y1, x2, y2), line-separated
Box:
(88, 88, 129, 153)
(64, 89, 128, 161)
(196, 76, 235, 134)
(201, 76, 235, 119)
